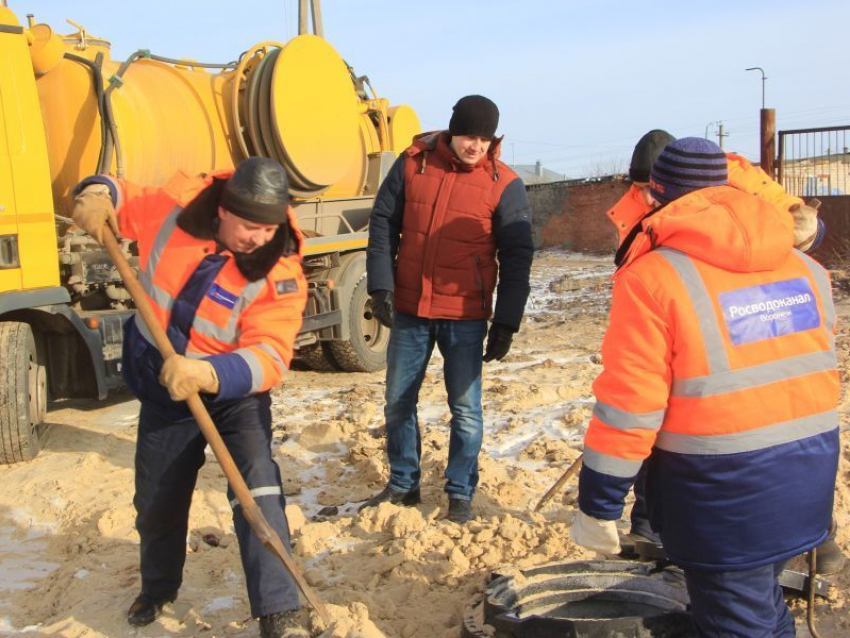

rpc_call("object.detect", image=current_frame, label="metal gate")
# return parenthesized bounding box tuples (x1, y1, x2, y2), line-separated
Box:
(777, 125, 850, 197)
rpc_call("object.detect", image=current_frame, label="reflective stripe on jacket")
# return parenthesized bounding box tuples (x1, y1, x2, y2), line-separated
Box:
(79, 170, 307, 404)
(580, 184, 839, 570)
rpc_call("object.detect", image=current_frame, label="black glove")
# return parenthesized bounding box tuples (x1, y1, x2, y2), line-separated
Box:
(369, 290, 395, 328)
(483, 323, 514, 362)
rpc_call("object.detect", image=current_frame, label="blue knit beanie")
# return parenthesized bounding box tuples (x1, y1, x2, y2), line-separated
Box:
(649, 137, 727, 205)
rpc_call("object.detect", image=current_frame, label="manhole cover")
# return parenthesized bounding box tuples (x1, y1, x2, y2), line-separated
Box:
(464, 560, 695, 638)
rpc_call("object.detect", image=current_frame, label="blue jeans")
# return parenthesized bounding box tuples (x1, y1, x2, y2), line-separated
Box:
(384, 312, 486, 500)
(684, 561, 795, 637)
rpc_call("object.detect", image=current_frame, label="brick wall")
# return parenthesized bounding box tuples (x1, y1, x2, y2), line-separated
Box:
(527, 178, 630, 253)
(528, 184, 850, 264)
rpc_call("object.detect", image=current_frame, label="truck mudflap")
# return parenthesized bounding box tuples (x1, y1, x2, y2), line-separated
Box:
(43, 304, 133, 400)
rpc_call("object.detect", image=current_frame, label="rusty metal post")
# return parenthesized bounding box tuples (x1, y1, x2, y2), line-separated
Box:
(760, 108, 776, 177)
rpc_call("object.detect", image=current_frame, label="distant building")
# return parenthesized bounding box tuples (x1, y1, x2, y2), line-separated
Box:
(510, 160, 565, 185)
(780, 150, 849, 197)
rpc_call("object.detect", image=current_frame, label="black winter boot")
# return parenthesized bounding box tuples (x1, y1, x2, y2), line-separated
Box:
(127, 593, 174, 627)
(259, 610, 310, 638)
(446, 497, 473, 524)
(358, 486, 421, 512)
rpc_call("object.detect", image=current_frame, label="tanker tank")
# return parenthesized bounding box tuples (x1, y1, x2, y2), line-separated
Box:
(27, 19, 421, 217)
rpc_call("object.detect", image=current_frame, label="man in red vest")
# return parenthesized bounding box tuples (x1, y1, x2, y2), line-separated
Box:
(362, 95, 534, 523)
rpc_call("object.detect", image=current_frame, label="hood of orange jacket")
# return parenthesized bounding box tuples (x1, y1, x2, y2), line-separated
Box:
(620, 184, 794, 274)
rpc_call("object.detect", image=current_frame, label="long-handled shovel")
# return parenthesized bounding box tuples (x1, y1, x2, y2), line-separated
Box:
(534, 454, 583, 512)
(103, 228, 331, 626)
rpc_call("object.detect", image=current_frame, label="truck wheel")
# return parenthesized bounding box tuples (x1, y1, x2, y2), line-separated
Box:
(328, 274, 389, 372)
(0, 322, 47, 464)
(297, 341, 340, 372)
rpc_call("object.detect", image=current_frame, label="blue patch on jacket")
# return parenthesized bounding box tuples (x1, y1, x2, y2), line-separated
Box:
(720, 277, 820, 345)
(207, 283, 239, 309)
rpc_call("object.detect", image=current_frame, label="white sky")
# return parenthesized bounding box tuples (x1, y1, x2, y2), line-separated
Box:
(18, 0, 850, 177)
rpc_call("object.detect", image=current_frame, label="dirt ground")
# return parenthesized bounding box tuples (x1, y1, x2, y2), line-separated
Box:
(0, 249, 848, 637)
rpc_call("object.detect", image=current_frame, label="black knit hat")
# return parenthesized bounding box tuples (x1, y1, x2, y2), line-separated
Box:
(629, 129, 676, 183)
(649, 137, 728, 205)
(449, 95, 499, 139)
(221, 157, 290, 224)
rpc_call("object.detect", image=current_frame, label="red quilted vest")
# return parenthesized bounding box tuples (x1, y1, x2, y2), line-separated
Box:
(395, 131, 517, 320)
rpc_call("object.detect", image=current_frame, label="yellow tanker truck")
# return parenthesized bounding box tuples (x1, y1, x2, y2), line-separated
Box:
(0, 5, 420, 463)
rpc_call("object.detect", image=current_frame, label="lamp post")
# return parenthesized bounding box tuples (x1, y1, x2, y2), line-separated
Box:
(745, 67, 775, 175)
(745, 67, 767, 109)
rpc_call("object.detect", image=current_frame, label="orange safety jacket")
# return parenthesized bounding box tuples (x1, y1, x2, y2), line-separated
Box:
(76, 170, 308, 404)
(606, 154, 807, 249)
(606, 184, 648, 247)
(580, 185, 839, 570)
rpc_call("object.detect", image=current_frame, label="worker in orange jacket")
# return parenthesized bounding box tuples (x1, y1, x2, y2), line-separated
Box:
(72, 158, 309, 638)
(607, 129, 844, 576)
(573, 138, 839, 637)
(609, 130, 825, 255)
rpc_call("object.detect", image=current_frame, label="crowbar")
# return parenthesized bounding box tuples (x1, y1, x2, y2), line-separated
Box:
(534, 453, 583, 512)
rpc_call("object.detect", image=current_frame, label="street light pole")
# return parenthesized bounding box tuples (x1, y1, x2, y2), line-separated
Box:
(745, 67, 767, 110)
(745, 67, 775, 175)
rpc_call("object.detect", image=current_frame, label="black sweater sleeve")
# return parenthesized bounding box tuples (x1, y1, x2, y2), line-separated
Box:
(366, 155, 406, 294)
(492, 177, 533, 331)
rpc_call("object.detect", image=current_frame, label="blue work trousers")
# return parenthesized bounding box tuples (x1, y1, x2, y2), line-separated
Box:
(133, 392, 299, 618)
(683, 561, 795, 637)
(384, 312, 486, 500)
(630, 460, 661, 542)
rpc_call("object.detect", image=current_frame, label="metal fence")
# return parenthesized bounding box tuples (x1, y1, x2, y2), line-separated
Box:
(777, 125, 850, 197)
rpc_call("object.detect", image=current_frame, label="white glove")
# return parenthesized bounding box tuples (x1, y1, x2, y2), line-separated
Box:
(789, 202, 819, 252)
(570, 510, 621, 556)
(159, 355, 220, 401)
(72, 183, 119, 244)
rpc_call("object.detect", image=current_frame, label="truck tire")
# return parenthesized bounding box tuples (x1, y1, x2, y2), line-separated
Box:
(297, 341, 340, 372)
(0, 322, 47, 464)
(328, 274, 389, 372)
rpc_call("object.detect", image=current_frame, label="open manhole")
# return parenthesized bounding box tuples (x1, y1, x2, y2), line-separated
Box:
(463, 560, 696, 638)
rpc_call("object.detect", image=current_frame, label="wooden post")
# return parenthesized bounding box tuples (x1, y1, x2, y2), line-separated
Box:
(761, 108, 776, 178)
